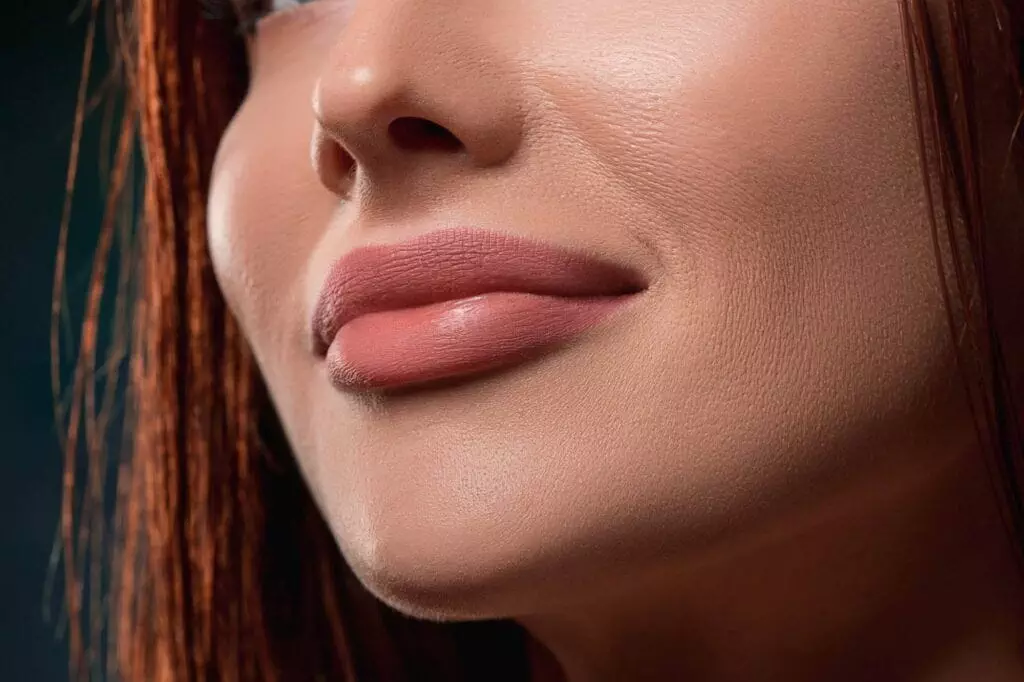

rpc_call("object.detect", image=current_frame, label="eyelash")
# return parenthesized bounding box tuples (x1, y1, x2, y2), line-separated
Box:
(200, 0, 306, 36)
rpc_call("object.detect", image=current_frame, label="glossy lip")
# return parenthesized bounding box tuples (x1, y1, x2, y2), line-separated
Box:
(310, 227, 649, 358)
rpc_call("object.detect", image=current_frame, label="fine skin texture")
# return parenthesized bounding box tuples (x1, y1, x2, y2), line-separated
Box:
(206, 0, 1024, 680)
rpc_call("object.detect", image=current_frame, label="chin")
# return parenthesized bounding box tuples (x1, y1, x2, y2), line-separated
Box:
(334, 514, 543, 622)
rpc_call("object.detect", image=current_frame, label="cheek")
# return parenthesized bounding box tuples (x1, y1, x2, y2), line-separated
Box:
(531, 0, 958, 474)
(207, 85, 348, 500)
(536, 1, 914, 225)
(206, 93, 329, 365)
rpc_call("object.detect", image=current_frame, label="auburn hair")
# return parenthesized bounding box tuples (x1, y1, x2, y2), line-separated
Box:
(54, 0, 1024, 680)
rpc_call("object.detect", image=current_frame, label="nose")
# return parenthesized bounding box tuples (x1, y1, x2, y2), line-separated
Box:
(310, 2, 525, 198)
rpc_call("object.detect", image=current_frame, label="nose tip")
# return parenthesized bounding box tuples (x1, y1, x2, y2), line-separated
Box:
(310, 69, 469, 195)
(308, 16, 524, 198)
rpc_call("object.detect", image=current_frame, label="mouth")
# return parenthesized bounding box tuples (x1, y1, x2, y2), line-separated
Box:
(311, 227, 648, 392)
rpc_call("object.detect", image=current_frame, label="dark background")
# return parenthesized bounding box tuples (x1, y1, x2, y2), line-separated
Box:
(2, 1, 111, 680)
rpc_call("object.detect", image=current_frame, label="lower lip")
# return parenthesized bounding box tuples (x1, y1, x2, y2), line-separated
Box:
(324, 292, 638, 391)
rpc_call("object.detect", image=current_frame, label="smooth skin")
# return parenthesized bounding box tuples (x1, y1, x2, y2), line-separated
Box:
(207, 0, 1024, 679)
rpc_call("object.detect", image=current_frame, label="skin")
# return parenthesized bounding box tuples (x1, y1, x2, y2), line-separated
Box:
(206, 0, 1024, 679)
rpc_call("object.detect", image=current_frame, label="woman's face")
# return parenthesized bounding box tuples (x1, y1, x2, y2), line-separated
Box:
(208, 0, 968, 618)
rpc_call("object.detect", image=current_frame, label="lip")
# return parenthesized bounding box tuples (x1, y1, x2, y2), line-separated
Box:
(311, 227, 648, 390)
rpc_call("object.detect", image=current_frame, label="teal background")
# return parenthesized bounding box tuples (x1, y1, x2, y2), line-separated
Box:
(2, 1, 111, 679)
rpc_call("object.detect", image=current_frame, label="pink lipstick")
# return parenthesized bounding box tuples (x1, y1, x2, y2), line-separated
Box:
(311, 228, 647, 391)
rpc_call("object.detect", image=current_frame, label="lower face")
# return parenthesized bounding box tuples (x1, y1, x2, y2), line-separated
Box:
(207, 0, 968, 619)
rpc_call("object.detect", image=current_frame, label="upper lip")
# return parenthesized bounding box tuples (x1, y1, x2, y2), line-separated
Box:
(310, 227, 649, 356)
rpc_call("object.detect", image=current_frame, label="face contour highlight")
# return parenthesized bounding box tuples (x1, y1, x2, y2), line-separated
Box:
(207, 0, 966, 623)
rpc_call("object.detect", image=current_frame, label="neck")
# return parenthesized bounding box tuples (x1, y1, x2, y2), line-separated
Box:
(518, 445, 1024, 682)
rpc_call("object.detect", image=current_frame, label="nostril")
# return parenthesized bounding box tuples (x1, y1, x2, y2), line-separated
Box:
(313, 125, 357, 196)
(330, 148, 356, 194)
(388, 117, 464, 153)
